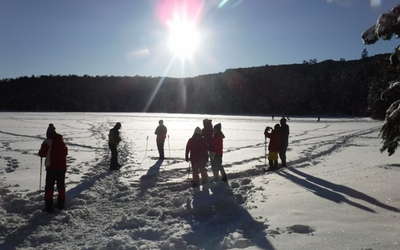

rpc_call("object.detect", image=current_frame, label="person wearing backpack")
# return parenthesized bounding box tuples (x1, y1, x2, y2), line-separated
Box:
(264, 124, 281, 170)
(38, 124, 68, 212)
(154, 120, 167, 160)
(210, 123, 227, 182)
(185, 127, 209, 188)
(109, 122, 122, 170)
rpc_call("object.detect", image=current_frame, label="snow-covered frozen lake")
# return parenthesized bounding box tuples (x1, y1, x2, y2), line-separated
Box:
(1, 112, 399, 250)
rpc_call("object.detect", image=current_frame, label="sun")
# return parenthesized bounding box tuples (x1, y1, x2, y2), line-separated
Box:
(167, 15, 201, 60)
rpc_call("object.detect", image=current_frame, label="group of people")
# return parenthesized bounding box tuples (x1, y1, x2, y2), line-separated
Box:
(185, 119, 227, 188)
(108, 119, 227, 188)
(37, 117, 289, 212)
(264, 117, 289, 170)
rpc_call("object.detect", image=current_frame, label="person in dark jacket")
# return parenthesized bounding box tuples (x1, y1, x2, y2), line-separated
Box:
(202, 119, 213, 151)
(155, 120, 167, 159)
(38, 124, 68, 212)
(279, 117, 290, 167)
(109, 122, 122, 170)
(185, 127, 208, 188)
(264, 124, 281, 170)
(210, 123, 227, 182)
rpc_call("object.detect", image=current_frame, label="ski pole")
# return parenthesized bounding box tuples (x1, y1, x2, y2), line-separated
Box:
(140, 136, 149, 164)
(264, 137, 267, 167)
(145, 136, 149, 155)
(168, 134, 171, 158)
(187, 162, 191, 180)
(39, 157, 43, 191)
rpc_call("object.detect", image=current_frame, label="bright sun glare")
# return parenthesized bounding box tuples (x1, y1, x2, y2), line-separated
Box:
(167, 15, 201, 60)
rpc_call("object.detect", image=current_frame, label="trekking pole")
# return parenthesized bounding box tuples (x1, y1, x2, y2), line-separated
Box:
(145, 136, 149, 155)
(39, 157, 43, 191)
(168, 134, 171, 158)
(264, 137, 267, 167)
(187, 162, 191, 180)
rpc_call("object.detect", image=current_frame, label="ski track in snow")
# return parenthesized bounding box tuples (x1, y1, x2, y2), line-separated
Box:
(0, 114, 393, 249)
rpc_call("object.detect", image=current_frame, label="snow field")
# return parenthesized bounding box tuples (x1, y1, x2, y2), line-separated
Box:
(0, 113, 399, 249)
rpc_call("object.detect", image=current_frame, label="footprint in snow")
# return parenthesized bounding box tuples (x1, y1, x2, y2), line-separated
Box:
(286, 224, 315, 234)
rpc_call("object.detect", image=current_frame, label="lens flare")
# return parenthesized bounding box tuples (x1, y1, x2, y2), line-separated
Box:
(167, 15, 200, 60)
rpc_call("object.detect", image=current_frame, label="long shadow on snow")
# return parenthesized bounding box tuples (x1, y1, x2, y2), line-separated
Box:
(0, 130, 104, 150)
(0, 154, 119, 249)
(67, 169, 113, 199)
(0, 210, 62, 250)
(288, 167, 400, 213)
(379, 164, 400, 169)
(0, 168, 115, 250)
(182, 183, 275, 250)
(277, 168, 377, 213)
(137, 159, 163, 197)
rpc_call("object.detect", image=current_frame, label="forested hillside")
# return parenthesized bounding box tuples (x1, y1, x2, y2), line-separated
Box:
(1, 54, 397, 118)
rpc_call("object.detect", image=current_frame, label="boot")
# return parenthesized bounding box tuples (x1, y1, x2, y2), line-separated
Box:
(44, 199, 54, 213)
(221, 174, 228, 183)
(57, 198, 65, 210)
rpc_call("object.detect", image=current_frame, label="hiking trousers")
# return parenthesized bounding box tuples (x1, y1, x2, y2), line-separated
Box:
(210, 152, 227, 181)
(45, 169, 66, 206)
(279, 144, 288, 167)
(157, 139, 165, 159)
(191, 162, 208, 186)
(109, 144, 119, 169)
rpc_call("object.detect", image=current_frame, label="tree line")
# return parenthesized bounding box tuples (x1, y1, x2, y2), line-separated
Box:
(0, 54, 397, 118)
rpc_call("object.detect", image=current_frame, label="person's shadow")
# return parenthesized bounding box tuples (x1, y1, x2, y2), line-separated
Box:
(182, 183, 275, 250)
(288, 167, 400, 212)
(137, 159, 163, 197)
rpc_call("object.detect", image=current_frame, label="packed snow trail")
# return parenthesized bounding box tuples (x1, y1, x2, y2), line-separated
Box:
(0, 120, 273, 249)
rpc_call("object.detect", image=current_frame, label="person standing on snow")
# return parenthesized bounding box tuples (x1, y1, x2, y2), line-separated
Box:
(279, 117, 289, 167)
(185, 127, 209, 188)
(38, 124, 68, 212)
(154, 120, 167, 160)
(109, 122, 122, 170)
(210, 123, 227, 182)
(264, 124, 281, 170)
(202, 119, 213, 152)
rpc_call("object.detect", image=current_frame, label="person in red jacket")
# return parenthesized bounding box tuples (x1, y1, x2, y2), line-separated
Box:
(38, 124, 68, 212)
(185, 127, 208, 188)
(264, 124, 281, 170)
(210, 123, 227, 182)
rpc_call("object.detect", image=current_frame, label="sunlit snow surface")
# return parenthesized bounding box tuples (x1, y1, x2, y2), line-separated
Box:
(0, 113, 399, 250)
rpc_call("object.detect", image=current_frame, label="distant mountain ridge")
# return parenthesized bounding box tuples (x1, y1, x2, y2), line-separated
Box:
(1, 54, 397, 118)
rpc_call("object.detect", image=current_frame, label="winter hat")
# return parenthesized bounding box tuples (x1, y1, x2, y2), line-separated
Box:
(46, 123, 56, 138)
(214, 123, 221, 131)
(194, 127, 202, 135)
(203, 119, 212, 126)
(115, 122, 121, 129)
(280, 117, 287, 124)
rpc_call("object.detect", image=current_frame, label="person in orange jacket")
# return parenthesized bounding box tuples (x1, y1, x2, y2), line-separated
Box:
(38, 124, 68, 212)
(185, 127, 208, 188)
(264, 124, 281, 170)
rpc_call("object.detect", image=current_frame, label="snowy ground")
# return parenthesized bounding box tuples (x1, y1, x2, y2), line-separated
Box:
(0, 112, 399, 250)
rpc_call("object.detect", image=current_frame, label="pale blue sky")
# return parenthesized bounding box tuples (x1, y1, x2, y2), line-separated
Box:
(1, 0, 399, 79)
